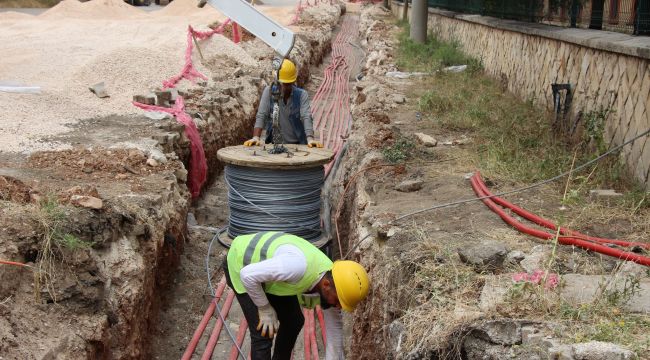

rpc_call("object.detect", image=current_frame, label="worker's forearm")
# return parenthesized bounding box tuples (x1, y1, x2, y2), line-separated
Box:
(252, 127, 263, 138)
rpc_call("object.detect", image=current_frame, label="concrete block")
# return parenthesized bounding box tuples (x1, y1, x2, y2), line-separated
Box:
(588, 189, 624, 202)
(572, 341, 634, 360)
(89, 82, 109, 98)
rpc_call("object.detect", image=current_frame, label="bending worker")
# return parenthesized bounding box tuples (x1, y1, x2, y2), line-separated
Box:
(223, 231, 370, 360)
(243, 59, 323, 148)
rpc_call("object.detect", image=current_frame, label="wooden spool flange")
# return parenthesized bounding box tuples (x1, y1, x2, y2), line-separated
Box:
(217, 145, 335, 170)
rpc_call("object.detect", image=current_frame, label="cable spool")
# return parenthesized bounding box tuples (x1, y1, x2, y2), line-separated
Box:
(217, 144, 335, 248)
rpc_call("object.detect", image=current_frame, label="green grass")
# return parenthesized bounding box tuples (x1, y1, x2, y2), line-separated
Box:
(396, 20, 482, 73)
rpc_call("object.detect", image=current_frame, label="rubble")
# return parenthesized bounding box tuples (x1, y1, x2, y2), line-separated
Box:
(458, 240, 509, 272)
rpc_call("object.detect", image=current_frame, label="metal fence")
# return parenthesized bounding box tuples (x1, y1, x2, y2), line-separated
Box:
(425, 0, 650, 35)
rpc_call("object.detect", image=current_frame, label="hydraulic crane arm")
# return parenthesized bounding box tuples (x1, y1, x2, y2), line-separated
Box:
(198, 0, 295, 58)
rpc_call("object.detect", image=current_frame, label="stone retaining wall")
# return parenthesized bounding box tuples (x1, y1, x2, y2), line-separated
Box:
(392, 2, 650, 188)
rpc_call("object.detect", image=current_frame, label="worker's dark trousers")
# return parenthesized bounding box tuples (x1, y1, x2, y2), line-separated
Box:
(223, 260, 304, 360)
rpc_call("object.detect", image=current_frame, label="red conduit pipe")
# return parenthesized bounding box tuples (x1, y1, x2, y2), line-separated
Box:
(182, 276, 227, 360)
(470, 175, 650, 267)
(228, 318, 248, 360)
(303, 308, 311, 360)
(316, 306, 327, 346)
(0, 259, 30, 267)
(309, 309, 319, 360)
(474, 172, 650, 249)
(201, 289, 237, 360)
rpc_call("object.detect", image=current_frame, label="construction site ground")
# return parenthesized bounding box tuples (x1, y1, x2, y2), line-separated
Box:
(1, 1, 650, 360)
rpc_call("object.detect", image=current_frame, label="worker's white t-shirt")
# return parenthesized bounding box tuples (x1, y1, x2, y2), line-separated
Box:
(239, 244, 344, 360)
(239, 244, 312, 306)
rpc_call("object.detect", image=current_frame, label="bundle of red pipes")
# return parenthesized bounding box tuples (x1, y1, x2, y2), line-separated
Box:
(311, 16, 361, 177)
(470, 172, 650, 267)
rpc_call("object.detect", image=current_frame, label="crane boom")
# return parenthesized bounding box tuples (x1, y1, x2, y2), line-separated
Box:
(200, 0, 295, 58)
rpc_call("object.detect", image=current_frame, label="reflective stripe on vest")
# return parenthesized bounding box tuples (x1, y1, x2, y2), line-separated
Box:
(227, 232, 333, 296)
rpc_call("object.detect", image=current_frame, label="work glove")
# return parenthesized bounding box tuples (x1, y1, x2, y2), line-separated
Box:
(257, 304, 279, 338)
(243, 136, 261, 147)
(307, 136, 323, 148)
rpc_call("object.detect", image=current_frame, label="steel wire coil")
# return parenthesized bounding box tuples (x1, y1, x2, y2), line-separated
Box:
(225, 165, 323, 241)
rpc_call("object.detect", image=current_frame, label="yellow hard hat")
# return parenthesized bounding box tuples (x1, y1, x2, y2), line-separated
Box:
(278, 59, 297, 83)
(331, 260, 370, 312)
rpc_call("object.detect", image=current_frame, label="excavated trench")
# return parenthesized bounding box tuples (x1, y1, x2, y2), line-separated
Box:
(0, 3, 345, 359)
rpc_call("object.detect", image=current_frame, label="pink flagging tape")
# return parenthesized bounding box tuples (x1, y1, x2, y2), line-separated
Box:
(232, 23, 241, 44)
(133, 97, 207, 199)
(162, 19, 235, 89)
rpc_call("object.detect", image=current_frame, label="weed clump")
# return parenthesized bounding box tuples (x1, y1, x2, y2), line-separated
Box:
(381, 137, 415, 163)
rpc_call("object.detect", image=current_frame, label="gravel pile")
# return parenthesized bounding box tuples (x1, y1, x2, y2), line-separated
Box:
(0, 0, 282, 154)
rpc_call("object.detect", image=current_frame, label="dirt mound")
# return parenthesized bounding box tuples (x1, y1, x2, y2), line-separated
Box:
(155, 0, 221, 17)
(27, 148, 177, 179)
(42, 0, 147, 19)
(0, 11, 36, 20)
(0, 176, 32, 203)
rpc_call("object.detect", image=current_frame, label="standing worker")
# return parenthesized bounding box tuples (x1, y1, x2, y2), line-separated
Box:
(243, 59, 323, 148)
(223, 231, 370, 360)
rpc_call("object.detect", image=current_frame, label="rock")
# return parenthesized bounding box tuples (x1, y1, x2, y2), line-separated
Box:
(70, 195, 103, 210)
(520, 245, 549, 273)
(115, 174, 128, 180)
(146, 158, 159, 167)
(471, 320, 522, 346)
(144, 93, 157, 105)
(388, 320, 404, 354)
(549, 345, 575, 360)
(156, 90, 173, 106)
(458, 240, 509, 272)
(144, 111, 171, 121)
(89, 82, 109, 98)
(392, 94, 406, 104)
(572, 341, 634, 360)
(174, 168, 188, 183)
(354, 91, 367, 105)
(414, 132, 437, 147)
(214, 95, 231, 104)
(232, 67, 244, 77)
(589, 189, 623, 203)
(462, 336, 509, 360)
(507, 250, 526, 264)
(395, 179, 424, 192)
(186, 212, 198, 227)
(561, 274, 650, 313)
(478, 278, 510, 311)
(362, 84, 379, 96)
(148, 149, 168, 164)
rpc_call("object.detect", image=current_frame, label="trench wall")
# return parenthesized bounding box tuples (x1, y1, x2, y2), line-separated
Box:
(392, 2, 650, 189)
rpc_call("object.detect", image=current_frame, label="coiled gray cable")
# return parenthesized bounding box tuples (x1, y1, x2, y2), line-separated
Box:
(225, 165, 324, 241)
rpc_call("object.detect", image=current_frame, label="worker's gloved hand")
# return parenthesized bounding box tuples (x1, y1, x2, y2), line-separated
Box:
(307, 136, 323, 148)
(243, 136, 262, 147)
(256, 304, 279, 338)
